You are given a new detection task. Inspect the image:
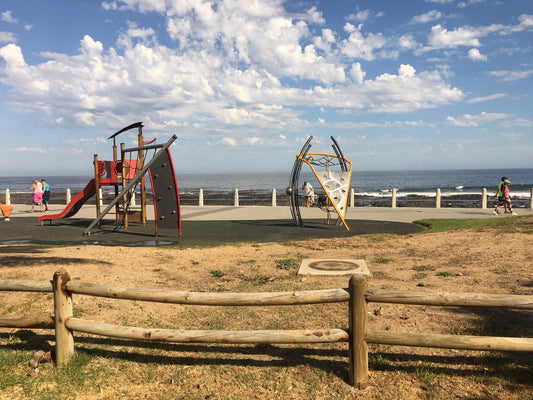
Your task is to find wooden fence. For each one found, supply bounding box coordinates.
[1,268,532,388]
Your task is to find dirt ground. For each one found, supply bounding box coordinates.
[0,217,532,399]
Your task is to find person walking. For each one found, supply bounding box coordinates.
[493,178,517,216]
[501,179,517,216]
[41,179,50,211]
[29,180,43,212]
[493,176,507,215]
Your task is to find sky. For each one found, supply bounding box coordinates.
[0,0,532,175]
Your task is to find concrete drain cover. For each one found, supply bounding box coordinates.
[298,259,370,276]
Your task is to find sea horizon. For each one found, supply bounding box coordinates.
[1,168,532,198]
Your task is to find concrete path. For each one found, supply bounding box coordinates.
[6,203,522,223]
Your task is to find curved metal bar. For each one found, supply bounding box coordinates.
[108,122,143,139]
[330,136,348,172]
[289,136,313,226]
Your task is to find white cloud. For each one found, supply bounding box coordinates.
[0,32,16,43]
[347,10,372,23]
[349,62,366,84]
[458,0,487,8]
[427,25,481,48]
[1,10,17,24]
[341,23,387,61]
[467,93,507,103]
[467,48,487,61]
[488,69,533,82]
[244,136,262,145]
[0,1,465,135]
[66,136,107,145]
[446,112,510,127]
[398,34,417,50]
[222,137,237,146]
[516,14,533,30]
[411,10,441,24]
[14,146,47,153]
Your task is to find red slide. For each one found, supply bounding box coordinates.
[38,179,96,222]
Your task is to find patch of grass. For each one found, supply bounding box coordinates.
[414,215,531,234]
[436,271,453,277]
[373,257,392,264]
[412,265,435,271]
[240,275,273,286]
[414,366,434,384]
[237,260,256,265]
[275,259,299,270]
[412,272,427,280]
[210,270,225,278]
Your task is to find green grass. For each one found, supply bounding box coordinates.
[412,272,427,280]
[373,256,392,264]
[413,215,529,234]
[210,269,226,278]
[275,258,299,270]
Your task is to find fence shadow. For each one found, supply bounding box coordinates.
[2,330,531,385]
[369,350,532,385]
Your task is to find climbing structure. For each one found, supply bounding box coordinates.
[39,122,181,237]
[288,136,353,231]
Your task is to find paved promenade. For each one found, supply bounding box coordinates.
[6,203,516,223]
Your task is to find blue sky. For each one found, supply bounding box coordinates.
[0,0,532,175]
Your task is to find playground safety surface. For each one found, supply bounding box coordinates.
[0,217,424,247]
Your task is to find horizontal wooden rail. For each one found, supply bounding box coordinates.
[365,289,533,309]
[0,279,53,292]
[366,330,533,352]
[66,318,349,344]
[0,315,54,329]
[65,281,350,305]
[3,269,533,390]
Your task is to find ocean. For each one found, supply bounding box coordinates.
[1,169,532,208]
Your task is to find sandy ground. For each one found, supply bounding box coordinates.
[0,215,532,399]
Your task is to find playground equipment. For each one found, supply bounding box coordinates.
[38,122,181,237]
[0,202,13,221]
[287,136,353,231]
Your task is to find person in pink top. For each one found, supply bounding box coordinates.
[29,180,43,212]
[501,179,517,216]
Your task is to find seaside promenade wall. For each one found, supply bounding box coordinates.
[3,187,533,209]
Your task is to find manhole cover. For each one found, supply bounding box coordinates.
[298,259,370,276]
[308,260,359,271]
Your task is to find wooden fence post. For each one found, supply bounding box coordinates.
[350,188,355,208]
[5,189,10,205]
[482,188,487,209]
[234,188,239,207]
[53,268,74,367]
[391,188,397,208]
[271,189,277,207]
[66,189,71,205]
[436,188,441,208]
[349,275,368,388]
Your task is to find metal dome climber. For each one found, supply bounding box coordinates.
[287,136,353,231]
